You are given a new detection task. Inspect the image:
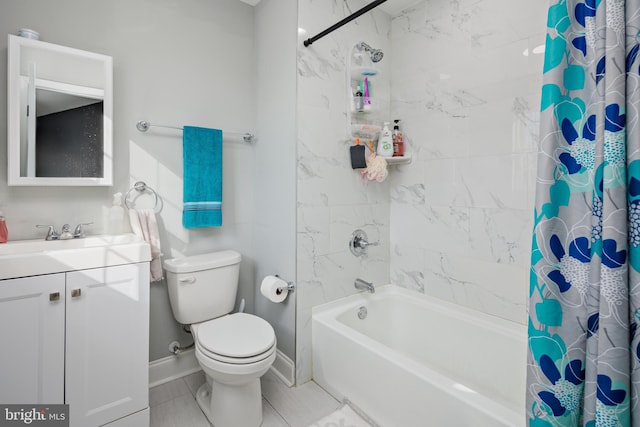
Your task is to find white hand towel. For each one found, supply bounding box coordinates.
[129,209,163,282]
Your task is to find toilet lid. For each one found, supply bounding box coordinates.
[196,313,275,358]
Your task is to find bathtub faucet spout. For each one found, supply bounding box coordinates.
[355,278,375,293]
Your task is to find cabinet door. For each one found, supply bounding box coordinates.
[65,263,149,427]
[0,274,65,404]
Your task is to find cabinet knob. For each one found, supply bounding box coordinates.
[71,288,82,298]
[49,292,60,302]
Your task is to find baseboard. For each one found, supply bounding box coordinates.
[148,349,202,388]
[148,347,295,388]
[269,348,295,387]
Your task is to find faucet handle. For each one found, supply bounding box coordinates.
[349,229,379,256]
[36,224,59,241]
[358,237,379,247]
[73,222,93,238]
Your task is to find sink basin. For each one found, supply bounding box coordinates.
[0,233,152,280]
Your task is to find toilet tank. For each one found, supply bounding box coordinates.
[163,250,241,325]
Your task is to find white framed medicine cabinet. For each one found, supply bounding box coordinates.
[7,35,113,186]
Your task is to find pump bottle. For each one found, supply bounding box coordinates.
[377,122,394,157]
[393,119,404,157]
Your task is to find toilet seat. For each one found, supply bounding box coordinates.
[196,340,276,365]
[193,313,276,365]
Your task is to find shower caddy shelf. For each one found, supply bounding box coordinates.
[383,153,412,165]
[347,48,411,166]
[348,66,379,126]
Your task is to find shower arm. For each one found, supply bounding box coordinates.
[303,0,388,47]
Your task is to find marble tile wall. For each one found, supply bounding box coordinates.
[296,0,392,383]
[388,0,548,324]
[296,0,548,384]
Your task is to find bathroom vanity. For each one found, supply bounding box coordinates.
[0,234,151,427]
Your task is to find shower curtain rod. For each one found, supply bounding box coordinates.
[302,0,388,47]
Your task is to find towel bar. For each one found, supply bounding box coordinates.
[136,120,255,144]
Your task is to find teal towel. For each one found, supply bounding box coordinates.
[182,126,223,228]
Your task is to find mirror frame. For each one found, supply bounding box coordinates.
[7,35,113,186]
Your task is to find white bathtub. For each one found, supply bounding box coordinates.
[312,285,526,426]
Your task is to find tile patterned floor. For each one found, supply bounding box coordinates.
[149,370,341,427]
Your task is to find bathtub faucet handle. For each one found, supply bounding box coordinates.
[349,229,379,256]
[358,238,378,248]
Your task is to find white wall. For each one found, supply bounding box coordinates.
[253,0,297,362]
[296,0,392,384]
[0,0,257,362]
[388,0,548,324]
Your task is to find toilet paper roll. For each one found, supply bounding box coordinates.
[261,275,289,303]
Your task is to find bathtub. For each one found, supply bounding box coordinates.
[312,285,526,426]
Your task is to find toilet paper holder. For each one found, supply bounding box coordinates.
[275,275,295,294]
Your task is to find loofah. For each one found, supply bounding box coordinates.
[361,153,388,182]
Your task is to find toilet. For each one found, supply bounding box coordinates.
[163,250,276,427]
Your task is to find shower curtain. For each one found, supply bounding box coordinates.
[528,0,640,425]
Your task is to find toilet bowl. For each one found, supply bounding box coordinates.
[192,313,276,427]
[163,251,277,427]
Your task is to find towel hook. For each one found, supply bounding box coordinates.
[124,181,160,211]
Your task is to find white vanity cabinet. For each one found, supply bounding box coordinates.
[0,262,150,427]
[0,273,66,404]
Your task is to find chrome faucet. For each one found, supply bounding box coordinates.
[355,278,375,293]
[36,222,93,240]
[59,224,74,240]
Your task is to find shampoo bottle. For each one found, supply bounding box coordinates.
[108,193,124,234]
[393,119,404,157]
[377,122,394,157]
[0,211,7,243]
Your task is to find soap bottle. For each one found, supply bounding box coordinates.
[377,122,394,157]
[107,193,124,234]
[393,119,404,157]
[0,211,7,243]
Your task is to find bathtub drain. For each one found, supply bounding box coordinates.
[358,306,367,319]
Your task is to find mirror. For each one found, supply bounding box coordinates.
[7,35,113,186]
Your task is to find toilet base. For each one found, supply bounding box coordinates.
[196,378,263,427]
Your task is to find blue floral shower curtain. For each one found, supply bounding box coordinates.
[528,0,640,425]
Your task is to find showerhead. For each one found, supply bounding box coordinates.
[370,49,384,63]
[357,42,384,63]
